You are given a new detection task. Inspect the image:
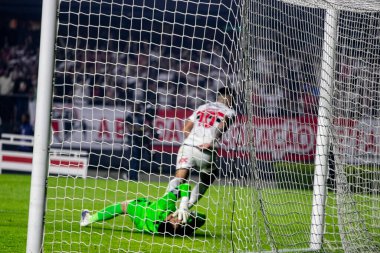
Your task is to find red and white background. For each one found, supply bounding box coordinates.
[51,104,380,165]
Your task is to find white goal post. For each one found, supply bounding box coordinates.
[27,0,380,252]
[27,0,58,252]
[309,8,337,250]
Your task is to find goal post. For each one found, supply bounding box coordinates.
[309,8,338,250]
[26,0,380,252]
[26,0,59,252]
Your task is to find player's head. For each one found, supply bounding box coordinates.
[157,216,181,235]
[157,212,206,236]
[217,87,235,107]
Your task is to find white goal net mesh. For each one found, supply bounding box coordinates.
[42,0,380,252]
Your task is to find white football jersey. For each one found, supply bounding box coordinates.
[183,102,236,148]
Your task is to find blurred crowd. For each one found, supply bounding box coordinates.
[0,18,40,133]
[0,16,324,126]
[0,18,39,98]
[53,33,322,117]
[2,8,380,132]
[54,37,229,110]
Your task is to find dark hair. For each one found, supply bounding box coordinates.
[217,87,235,99]
[217,87,236,107]
[157,221,191,236]
[157,221,176,236]
[157,212,206,236]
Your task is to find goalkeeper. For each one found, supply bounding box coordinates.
[80,184,206,236]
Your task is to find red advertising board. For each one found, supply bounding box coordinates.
[153,109,318,162]
[51,105,380,164]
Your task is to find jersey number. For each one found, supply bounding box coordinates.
[196,110,225,128]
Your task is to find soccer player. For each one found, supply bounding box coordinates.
[80,184,206,236]
[166,87,236,223]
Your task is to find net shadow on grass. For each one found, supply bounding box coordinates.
[98,225,218,239]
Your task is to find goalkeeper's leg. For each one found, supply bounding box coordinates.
[80,201,130,227]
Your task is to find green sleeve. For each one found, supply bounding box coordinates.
[144,183,192,233]
[178,183,191,198]
[127,184,192,234]
[144,191,178,233]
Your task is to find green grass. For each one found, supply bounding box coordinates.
[1,174,379,252]
[0,174,31,253]
[43,177,272,253]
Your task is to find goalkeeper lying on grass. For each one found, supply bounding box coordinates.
[80,184,206,236]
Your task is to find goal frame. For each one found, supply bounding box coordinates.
[26,1,341,252]
[309,8,338,251]
[26,0,58,252]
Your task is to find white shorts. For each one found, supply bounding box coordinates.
[176,144,217,174]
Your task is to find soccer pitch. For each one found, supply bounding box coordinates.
[1,173,378,252]
[0,173,310,252]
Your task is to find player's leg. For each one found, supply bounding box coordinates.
[166,171,189,224]
[166,168,189,192]
[80,201,131,227]
[188,171,216,208]
[188,151,217,208]
[166,145,193,193]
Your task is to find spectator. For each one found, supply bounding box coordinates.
[146,81,158,106]
[157,81,177,108]
[0,67,14,95]
[251,86,263,116]
[260,82,285,117]
[210,44,223,71]
[13,78,32,125]
[18,113,34,152]
[73,73,90,105]
[20,113,33,136]
[284,54,303,116]
[122,103,153,181]
[302,81,319,115]
[199,50,211,72]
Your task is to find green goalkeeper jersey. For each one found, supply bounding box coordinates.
[126,184,191,233]
[127,193,177,233]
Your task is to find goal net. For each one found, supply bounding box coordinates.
[39,0,380,252]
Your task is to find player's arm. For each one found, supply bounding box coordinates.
[219,114,235,133]
[183,119,194,139]
[172,184,192,224]
[198,114,235,150]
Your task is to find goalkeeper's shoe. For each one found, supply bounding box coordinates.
[80,210,91,227]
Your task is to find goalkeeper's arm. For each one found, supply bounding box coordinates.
[172,184,192,224]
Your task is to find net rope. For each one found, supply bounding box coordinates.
[43,0,380,252]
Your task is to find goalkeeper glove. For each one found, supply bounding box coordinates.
[173,196,190,224]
